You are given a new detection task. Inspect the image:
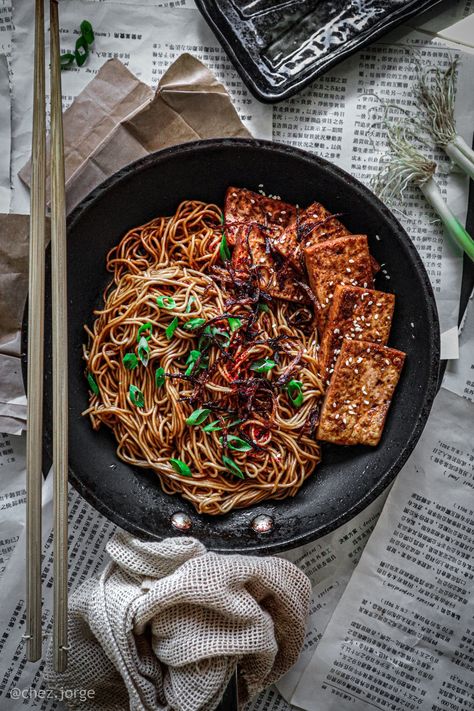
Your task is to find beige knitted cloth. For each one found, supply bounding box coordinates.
[44,532,311,711]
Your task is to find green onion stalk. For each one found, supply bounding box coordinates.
[373,124,474,262]
[416,58,474,180]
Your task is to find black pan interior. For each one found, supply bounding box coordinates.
[27,138,440,553]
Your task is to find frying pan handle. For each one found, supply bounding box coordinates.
[217,668,239,711]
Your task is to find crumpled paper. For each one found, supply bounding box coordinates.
[0,53,250,434]
[19,53,250,214]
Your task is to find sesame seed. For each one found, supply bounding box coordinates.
[386,275,391,280]
[258,183,263,187]
[354,368,359,374]
[346,268,352,273]
[250,199,255,204]
[363,399,369,405]
[334,328,340,334]
[374,314,379,320]
[357,357,362,363]
[385,359,390,365]
[335,414,340,419]
[333,402,337,408]
[349,258,354,263]
[375,234,381,241]
[363,282,368,288]
[368,301,373,305]
[410,322,414,328]
[281,210,286,215]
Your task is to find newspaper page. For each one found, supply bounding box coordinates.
[271,26,474,358]
[0,475,117,711]
[10,1,272,214]
[0,0,13,55]
[0,53,10,212]
[0,468,388,711]
[443,292,474,402]
[0,432,25,579]
[290,387,474,711]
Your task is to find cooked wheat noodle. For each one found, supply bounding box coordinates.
[83,200,324,514]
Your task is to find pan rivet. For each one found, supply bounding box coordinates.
[171,512,192,531]
[251,514,274,534]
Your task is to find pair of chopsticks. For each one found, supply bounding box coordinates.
[26,0,69,672]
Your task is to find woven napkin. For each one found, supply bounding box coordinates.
[44,532,312,711]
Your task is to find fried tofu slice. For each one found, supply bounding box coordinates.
[224,187,296,247]
[304,235,374,334]
[273,201,351,271]
[320,285,395,379]
[317,340,405,447]
[231,223,306,302]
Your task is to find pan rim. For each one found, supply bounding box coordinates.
[26,137,441,553]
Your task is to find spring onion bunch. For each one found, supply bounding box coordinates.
[416,58,474,180]
[373,123,474,261]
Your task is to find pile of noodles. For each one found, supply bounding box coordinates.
[83,200,324,515]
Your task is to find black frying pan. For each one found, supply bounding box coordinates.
[23,138,440,554]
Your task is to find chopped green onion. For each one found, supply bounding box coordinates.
[212,328,231,348]
[250,357,276,373]
[203,419,222,433]
[60,52,75,69]
[137,336,150,367]
[185,296,196,314]
[129,384,144,408]
[87,372,99,395]
[169,458,192,477]
[80,20,94,45]
[123,353,138,370]
[219,435,252,452]
[155,367,165,387]
[165,317,179,340]
[185,408,211,426]
[74,35,89,67]
[219,231,231,262]
[137,322,153,341]
[228,317,242,332]
[286,379,304,408]
[184,318,206,330]
[156,295,176,310]
[185,349,203,376]
[258,303,270,313]
[222,455,245,479]
[203,418,244,433]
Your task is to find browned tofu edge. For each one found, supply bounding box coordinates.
[316,340,405,446]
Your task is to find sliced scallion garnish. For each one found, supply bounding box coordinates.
[169,458,192,477]
[219,435,252,452]
[123,353,138,370]
[228,317,242,332]
[156,295,176,310]
[219,230,231,262]
[258,303,270,313]
[185,296,196,314]
[222,455,245,479]
[203,418,244,433]
[286,379,304,408]
[87,372,99,395]
[184,318,206,331]
[74,35,89,67]
[155,367,165,387]
[137,322,153,341]
[165,317,179,340]
[137,336,150,367]
[185,408,211,426]
[129,384,144,408]
[60,52,75,69]
[250,357,276,373]
[80,19,94,45]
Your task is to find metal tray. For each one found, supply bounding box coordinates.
[195,0,443,102]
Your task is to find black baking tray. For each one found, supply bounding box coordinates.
[195,0,444,103]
